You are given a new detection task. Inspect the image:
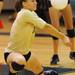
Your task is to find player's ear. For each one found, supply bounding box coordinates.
[22,1,26,7]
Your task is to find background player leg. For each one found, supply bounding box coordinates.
[49,7,60,64]
[62,4,75,61]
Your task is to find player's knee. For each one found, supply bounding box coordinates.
[67,29,75,38]
[7,52,26,72]
[11,62,24,71]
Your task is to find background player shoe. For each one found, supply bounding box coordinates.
[50,55,59,65]
[69,52,75,60]
[44,70,58,75]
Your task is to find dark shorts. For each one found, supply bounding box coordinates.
[49,0,70,7]
[4,51,31,62]
[36,10,51,23]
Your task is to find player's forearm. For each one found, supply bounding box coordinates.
[43,23,66,39]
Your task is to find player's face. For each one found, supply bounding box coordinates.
[23,0,37,11]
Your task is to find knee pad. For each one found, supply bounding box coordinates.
[11,62,24,71]
[23,51,31,62]
[67,29,75,38]
[7,52,26,72]
[52,36,59,40]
